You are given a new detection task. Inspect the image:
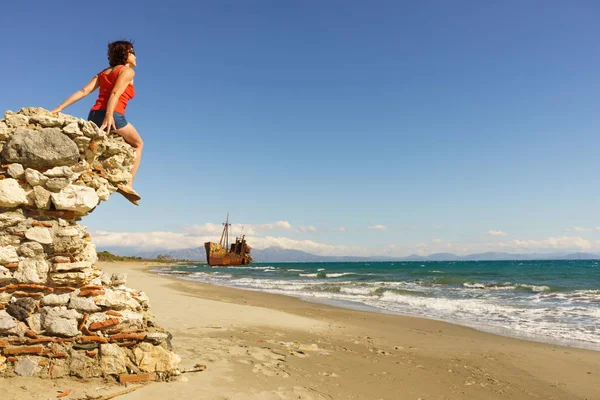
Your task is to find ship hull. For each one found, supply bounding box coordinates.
[205,242,252,266]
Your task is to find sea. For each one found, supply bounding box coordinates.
[152,260,600,351]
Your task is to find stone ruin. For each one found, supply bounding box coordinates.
[0,108,180,382]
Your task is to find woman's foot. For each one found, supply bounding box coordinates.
[117,184,141,205]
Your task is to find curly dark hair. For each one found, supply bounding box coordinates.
[107,40,134,67]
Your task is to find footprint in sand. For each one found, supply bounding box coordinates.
[252,361,290,377]
[290,350,307,358]
[249,386,332,399]
[249,347,286,362]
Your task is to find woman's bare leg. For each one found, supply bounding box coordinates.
[113,123,143,187]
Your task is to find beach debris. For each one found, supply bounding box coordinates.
[57,389,72,398]
[0,108,180,381]
[319,371,339,377]
[81,385,143,400]
[298,343,319,352]
[119,372,157,383]
[181,364,206,374]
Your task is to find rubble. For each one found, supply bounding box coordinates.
[0,108,179,380]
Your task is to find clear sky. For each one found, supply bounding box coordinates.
[1,1,599,256]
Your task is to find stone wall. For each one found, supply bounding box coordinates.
[0,108,179,381]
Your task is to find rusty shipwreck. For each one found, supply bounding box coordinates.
[205,214,253,266]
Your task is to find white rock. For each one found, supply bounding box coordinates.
[87,312,111,325]
[51,185,100,214]
[45,178,70,192]
[50,269,100,286]
[32,186,52,209]
[0,121,10,140]
[41,307,82,336]
[81,243,98,263]
[96,186,110,201]
[103,154,126,169]
[103,169,132,183]
[69,296,101,312]
[7,164,24,178]
[89,277,102,286]
[134,342,180,372]
[0,266,11,283]
[0,292,10,304]
[81,121,102,138]
[73,136,91,147]
[53,260,93,272]
[55,226,79,237]
[53,235,86,254]
[25,168,49,186]
[111,273,127,286]
[5,114,28,127]
[18,241,44,257]
[26,313,42,334]
[0,310,17,332]
[0,179,28,207]
[101,272,112,286]
[0,245,19,264]
[9,320,29,336]
[44,317,79,337]
[117,310,143,330]
[30,115,63,127]
[95,288,140,310]
[25,226,52,244]
[44,166,74,178]
[132,291,150,308]
[23,187,36,208]
[43,307,82,320]
[0,210,24,229]
[14,358,38,376]
[40,293,71,307]
[63,122,82,136]
[104,138,133,156]
[145,332,170,345]
[100,343,129,374]
[13,257,49,284]
[0,235,20,246]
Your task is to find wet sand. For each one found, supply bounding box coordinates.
[3,261,598,399]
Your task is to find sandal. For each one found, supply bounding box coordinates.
[117,185,141,205]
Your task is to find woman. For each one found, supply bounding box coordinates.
[51,40,143,205]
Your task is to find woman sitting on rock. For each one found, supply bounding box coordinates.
[51,40,142,205]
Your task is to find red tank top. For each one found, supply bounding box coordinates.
[91,65,135,115]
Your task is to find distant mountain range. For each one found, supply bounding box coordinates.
[99,246,600,263]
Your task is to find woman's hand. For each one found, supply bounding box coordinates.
[50,108,62,114]
[99,113,116,134]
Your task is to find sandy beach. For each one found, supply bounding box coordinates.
[2,260,598,400]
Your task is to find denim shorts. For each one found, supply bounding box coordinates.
[88,110,128,130]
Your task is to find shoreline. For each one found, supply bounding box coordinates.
[138,262,599,399]
[4,260,599,399]
[151,263,600,353]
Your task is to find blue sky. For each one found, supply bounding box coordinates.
[2,1,599,256]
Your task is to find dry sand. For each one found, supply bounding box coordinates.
[2,261,598,400]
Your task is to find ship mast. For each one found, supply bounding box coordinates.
[219,213,231,250]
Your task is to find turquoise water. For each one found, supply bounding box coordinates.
[154,260,600,350]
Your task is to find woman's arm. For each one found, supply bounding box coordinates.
[51,75,100,113]
[100,67,135,133]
